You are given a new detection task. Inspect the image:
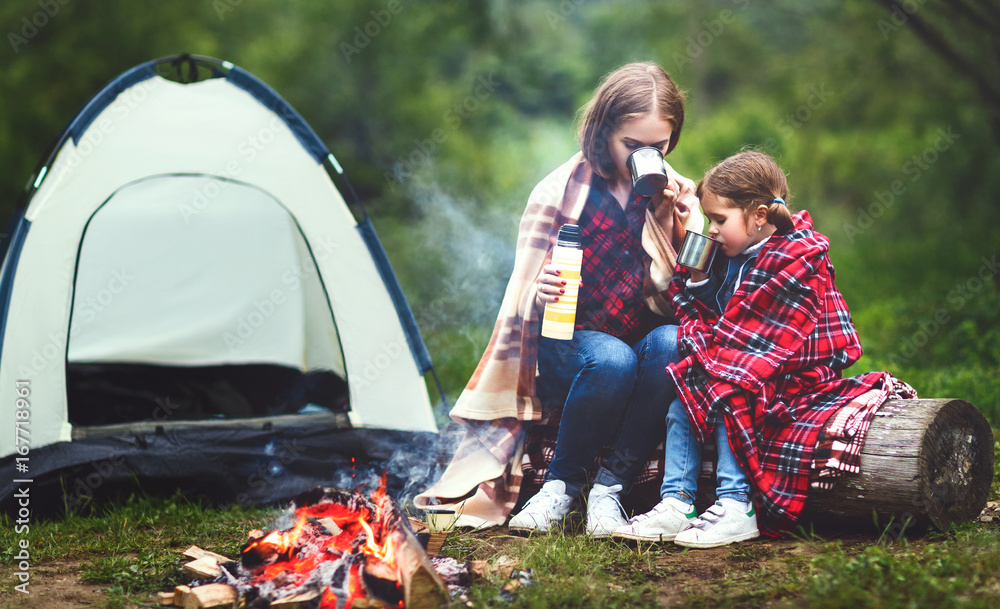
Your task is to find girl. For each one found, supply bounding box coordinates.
[416,63,703,534]
[614,151,914,546]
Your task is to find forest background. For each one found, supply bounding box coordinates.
[1,0,998,428]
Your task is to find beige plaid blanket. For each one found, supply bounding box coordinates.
[415,153,702,527]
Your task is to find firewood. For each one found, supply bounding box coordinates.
[156,591,176,606]
[269,589,320,608]
[363,558,398,582]
[349,598,392,608]
[185,583,237,609]
[470,556,519,579]
[173,585,191,608]
[392,527,449,609]
[407,517,429,534]
[183,555,222,579]
[316,517,342,536]
[183,546,233,564]
[806,399,994,530]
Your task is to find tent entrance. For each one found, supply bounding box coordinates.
[66,174,348,426]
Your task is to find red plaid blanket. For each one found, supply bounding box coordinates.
[665,211,902,534]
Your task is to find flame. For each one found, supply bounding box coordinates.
[241,479,402,607]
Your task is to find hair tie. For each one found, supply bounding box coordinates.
[773,197,786,206]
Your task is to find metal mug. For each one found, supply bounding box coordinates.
[677,230,721,273]
[425,509,457,532]
[626,146,668,197]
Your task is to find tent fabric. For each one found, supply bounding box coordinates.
[0,422,441,514]
[0,57,438,478]
[67,174,344,373]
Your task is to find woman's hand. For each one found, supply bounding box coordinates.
[650,161,698,227]
[535,264,567,308]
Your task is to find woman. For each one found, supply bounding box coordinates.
[416,63,702,535]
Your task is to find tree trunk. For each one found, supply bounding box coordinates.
[804,398,994,531]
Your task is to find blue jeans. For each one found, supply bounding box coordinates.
[660,396,751,504]
[536,326,680,497]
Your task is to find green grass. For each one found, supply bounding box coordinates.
[1,440,996,608]
[0,491,276,608]
[443,518,667,608]
[795,526,1000,609]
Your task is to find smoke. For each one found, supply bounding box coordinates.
[308,426,465,513]
[404,180,517,333]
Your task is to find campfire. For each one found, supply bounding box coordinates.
[158,478,449,609]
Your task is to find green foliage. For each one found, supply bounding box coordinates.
[0,0,996,419]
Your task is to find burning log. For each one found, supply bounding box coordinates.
[158,480,449,608]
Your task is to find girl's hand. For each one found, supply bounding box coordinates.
[535,264,567,308]
[688,268,709,283]
[651,162,697,226]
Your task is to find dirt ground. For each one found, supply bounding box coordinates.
[0,560,107,609]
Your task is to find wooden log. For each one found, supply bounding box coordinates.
[184,583,237,608]
[183,546,233,564]
[805,398,995,531]
[269,590,321,609]
[157,591,176,606]
[183,555,223,579]
[383,509,449,609]
[173,585,192,608]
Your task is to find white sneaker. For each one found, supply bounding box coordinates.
[674,500,760,548]
[612,497,697,542]
[586,484,627,538]
[508,480,574,533]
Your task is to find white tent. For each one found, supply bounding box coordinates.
[0,55,440,504]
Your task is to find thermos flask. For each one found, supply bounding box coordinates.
[540,224,582,340]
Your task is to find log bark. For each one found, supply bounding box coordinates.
[805,398,995,531]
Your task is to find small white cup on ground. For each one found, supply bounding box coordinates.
[425,509,458,533]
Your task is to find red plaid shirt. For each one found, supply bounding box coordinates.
[666,211,890,535]
[575,175,660,344]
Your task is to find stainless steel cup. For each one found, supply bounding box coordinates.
[627,147,667,197]
[677,230,721,273]
[425,509,457,532]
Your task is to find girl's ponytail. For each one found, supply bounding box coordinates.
[700,151,795,234]
[767,198,795,235]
